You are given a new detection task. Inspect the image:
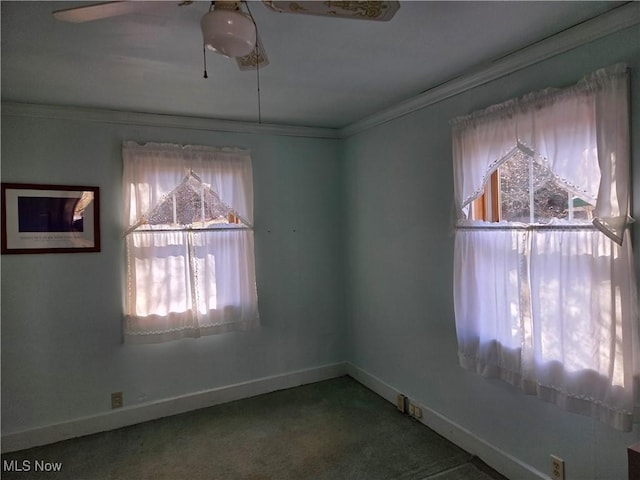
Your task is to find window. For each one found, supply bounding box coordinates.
[122,142,259,343]
[451,64,639,431]
[470,151,594,223]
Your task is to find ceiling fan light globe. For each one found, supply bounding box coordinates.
[201,10,256,58]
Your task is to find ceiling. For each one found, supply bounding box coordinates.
[0,1,628,129]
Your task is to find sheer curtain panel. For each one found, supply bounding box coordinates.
[451,64,639,430]
[123,142,259,343]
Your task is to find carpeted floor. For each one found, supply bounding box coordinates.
[1,376,507,480]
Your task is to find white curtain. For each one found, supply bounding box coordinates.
[123,141,259,343]
[452,64,631,243]
[451,64,639,430]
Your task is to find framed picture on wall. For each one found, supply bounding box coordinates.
[1,183,100,254]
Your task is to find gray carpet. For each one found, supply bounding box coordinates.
[1,376,507,480]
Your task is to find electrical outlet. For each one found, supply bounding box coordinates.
[413,405,423,419]
[409,403,415,416]
[111,392,123,409]
[396,394,406,412]
[551,455,564,480]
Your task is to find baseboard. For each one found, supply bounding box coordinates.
[1,362,348,453]
[345,362,546,480]
[2,359,548,479]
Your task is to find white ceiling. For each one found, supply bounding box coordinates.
[1,1,627,129]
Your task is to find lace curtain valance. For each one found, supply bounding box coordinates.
[451,63,631,244]
[123,141,254,231]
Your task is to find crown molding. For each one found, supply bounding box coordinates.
[339,2,640,138]
[3,3,637,140]
[1,102,340,140]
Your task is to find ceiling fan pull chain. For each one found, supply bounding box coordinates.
[256,60,261,124]
[244,1,261,124]
[203,45,209,79]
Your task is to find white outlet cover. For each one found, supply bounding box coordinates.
[550,455,564,480]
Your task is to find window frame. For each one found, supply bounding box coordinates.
[470,161,595,224]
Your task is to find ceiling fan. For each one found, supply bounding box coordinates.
[52,1,401,71]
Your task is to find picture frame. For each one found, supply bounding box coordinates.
[1,183,100,254]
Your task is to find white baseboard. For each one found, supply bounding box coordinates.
[1,362,348,453]
[2,359,547,479]
[345,362,546,480]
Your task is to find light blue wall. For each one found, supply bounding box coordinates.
[343,26,639,479]
[0,116,346,433]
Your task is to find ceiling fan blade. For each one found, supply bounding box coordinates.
[263,1,400,21]
[52,1,159,23]
[236,34,269,71]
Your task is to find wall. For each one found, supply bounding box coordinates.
[0,112,346,437]
[343,26,640,479]
[2,15,639,480]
